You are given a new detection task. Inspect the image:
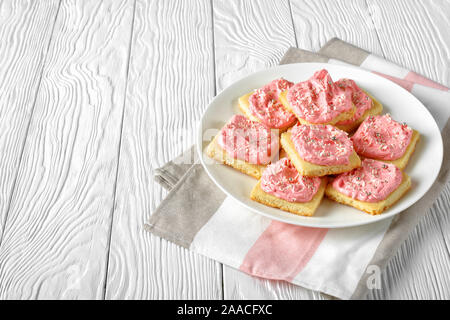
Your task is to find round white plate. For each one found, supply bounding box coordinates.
[197,63,443,228]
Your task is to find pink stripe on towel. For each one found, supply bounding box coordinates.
[239,221,328,282]
[404,71,449,91]
[372,71,414,92]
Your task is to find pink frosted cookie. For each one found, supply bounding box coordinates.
[239,78,297,130]
[280,124,361,177]
[261,157,322,202]
[206,115,279,179]
[260,78,293,99]
[332,159,402,202]
[218,115,279,164]
[335,79,372,125]
[326,159,411,215]
[251,157,327,216]
[291,124,353,166]
[334,79,383,132]
[351,114,419,169]
[279,69,356,125]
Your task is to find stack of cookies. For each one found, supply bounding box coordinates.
[206,69,419,217]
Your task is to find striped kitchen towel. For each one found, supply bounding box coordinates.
[146,38,450,299]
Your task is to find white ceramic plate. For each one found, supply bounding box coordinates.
[197,63,443,228]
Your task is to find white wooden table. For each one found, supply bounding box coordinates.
[0,0,449,300]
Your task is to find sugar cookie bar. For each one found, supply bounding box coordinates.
[251,178,327,217]
[325,172,411,215]
[335,91,383,132]
[238,92,263,123]
[279,90,356,126]
[238,92,296,133]
[206,134,266,179]
[280,130,361,177]
[351,114,420,170]
[376,130,419,170]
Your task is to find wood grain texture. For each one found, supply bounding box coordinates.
[213,0,325,300]
[105,0,222,299]
[367,0,450,86]
[0,0,448,300]
[0,0,60,240]
[213,0,296,91]
[364,0,450,300]
[369,185,450,299]
[289,0,384,55]
[0,0,135,299]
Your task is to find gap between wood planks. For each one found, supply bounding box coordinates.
[0,0,63,245]
[102,0,138,299]
[364,0,387,58]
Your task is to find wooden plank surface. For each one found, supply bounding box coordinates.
[290,0,384,55]
[0,0,60,240]
[0,0,135,299]
[367,0,450,84]
[0,0,448,300]
[105,0,222,299]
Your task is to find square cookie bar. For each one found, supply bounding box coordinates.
[335,90,383,132]
[351,114,420,169]
[382,130,419,169]
[281,125,361,177]
[325,159,411,215]
[238,78,297,132]
[206,134,266,179]
[251,179,327,217]
[279,90,355,126]
[278,69,356,125]
[206,114,279,179]
[250,157,327,216]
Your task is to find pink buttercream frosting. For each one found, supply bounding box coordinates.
[248,78,297,129]
[261,157,322,202]
[218,114,279,165]
[351,114,413,160]
[335,78,373,125]
[286,69,354,124]
[291,124,354,165]
[261,78,293,99]
[332,159,403,202]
